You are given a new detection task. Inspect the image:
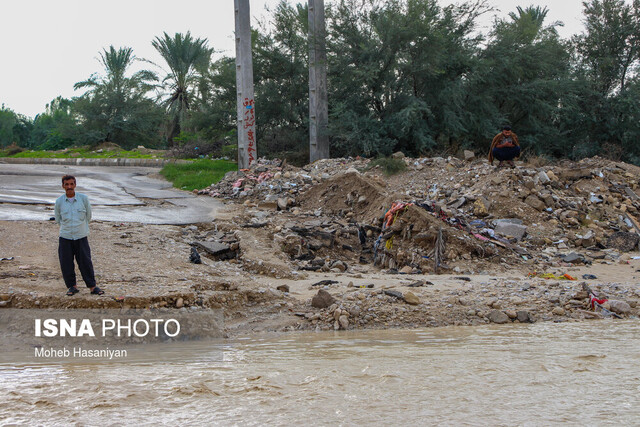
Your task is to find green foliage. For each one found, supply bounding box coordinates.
[73,46,164,149]
[366,157,408,176]
[5,148,158,159]
[29,97,76,150]
[0,105,32,148]
[152,32,213,143]
[0,106,18,147]
[4,0,640,165]
[160,159,237,190]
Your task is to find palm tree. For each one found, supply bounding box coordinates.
[73,46,159,145]
[74,46,157,100]
[151,32,213,143]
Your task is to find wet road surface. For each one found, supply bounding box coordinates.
[0,163,224,224]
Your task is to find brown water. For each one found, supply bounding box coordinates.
[2,320,639,425]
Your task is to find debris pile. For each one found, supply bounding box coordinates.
[196,154,640,277]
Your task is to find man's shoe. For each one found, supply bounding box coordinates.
[66,286,79,296]
[90,286,105,295]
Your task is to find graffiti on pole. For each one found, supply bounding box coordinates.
[243,98,256,165]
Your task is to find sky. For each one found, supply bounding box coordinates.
[1,0,594,119]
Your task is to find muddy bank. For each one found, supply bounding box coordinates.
[2,155,640,334]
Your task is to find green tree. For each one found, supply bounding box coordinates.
[327,0,488,157]
[29,97,77,150]
[467,5,575,157]
[0,105,32,148]
[569,0,640,161]
[152,32,213,144]
[575,0,640,95]
[0,105,17,147]
[73,46,163,148]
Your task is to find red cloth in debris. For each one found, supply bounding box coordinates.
[590,294,608,309]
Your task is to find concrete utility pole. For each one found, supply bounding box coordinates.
[235,0,257,169]
[308,0,329,162]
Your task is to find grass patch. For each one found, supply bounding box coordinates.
[5,148,158,159]
[160,159,237,191]
[366,157,407,176]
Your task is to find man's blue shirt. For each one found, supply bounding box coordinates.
[54,193,92,240]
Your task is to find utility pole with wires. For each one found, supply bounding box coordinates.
[235,0,257,169]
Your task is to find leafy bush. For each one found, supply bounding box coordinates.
[366,157,407,176]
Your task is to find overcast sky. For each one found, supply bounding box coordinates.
[2,0,594,119]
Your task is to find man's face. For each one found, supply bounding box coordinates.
[502,129,512,137]
[62,179,76,197]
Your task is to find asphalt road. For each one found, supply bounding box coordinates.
[0,163,224,224]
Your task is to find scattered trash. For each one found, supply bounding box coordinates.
[0,257,14,261]
[582,274,598,280]
[312,280,339,287]
[189,247,202,264]
[528,272,577,280]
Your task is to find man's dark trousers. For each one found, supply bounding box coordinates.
[58,237,96,289]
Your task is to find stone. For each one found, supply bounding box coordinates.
[175,297,184,309]
[473,197,490,217]
[524,195,546,211]
[606,232,640,252]
[463,150,475,161]
[404,292,420,305]
[384,290,404,300]
[399,265,413,274]
[505,310,517,319]
[562,253,584,264]
[276,285,290,293]
[537,171,551,184]
[311,289,335,309]
[494,222,527,241]
[487,310,509,324]
[339,315,350,329]
[332,261,347,272]
[552,307,565,316]
[194,241,231,257]
[391,151,405,159]
[560,168,592,181]
[516,310,535,323]
[277,198,288,211]
[608,300,631,315]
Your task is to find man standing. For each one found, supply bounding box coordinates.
[488,125,521,167]
[54,175,104,296]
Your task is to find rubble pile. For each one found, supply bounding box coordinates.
[196,154,640,277]
[197,157,370,205]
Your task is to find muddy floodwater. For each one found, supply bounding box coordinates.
[1,321,639,425]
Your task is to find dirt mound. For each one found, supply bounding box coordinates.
[300,171,392,222]
[94,141,122,151]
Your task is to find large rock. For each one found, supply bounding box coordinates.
[562,253,585,264]
[606,232,640,252]
[494,222,527,241]
[194,241,231,257]
[311,289,336,309]
[608,300,631,315]
[487,310,509,324]
[524,195,546,211]
[464,150,475,161]
[339,315,350,329]
[404,291,421,305]
[517,310,535,323]
[473,197,490,217]
[536,171,551,184]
